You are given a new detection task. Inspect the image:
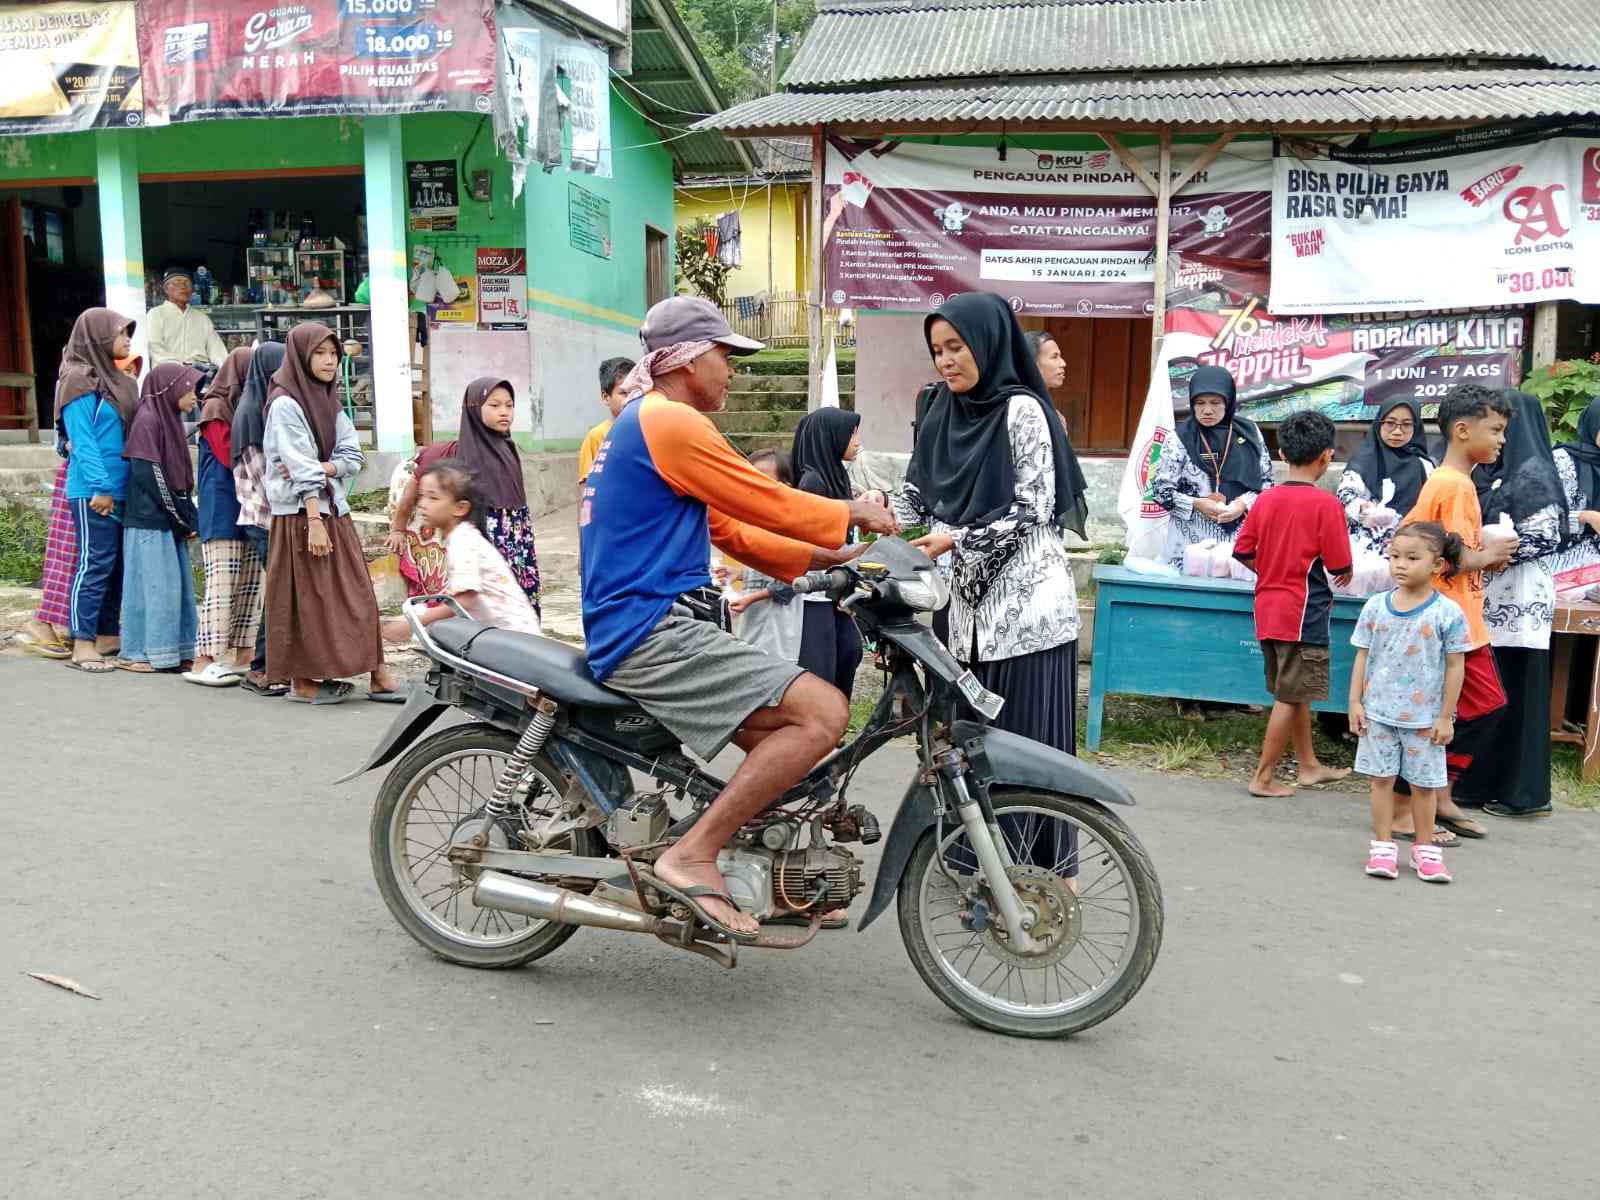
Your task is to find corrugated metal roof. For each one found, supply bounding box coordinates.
[626,0,756,173]
[784,0,1600,88]
[699,67,1600,133]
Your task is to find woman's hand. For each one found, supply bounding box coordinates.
[307,515,332,558]
[89,493,114,516]
[384,529,408,556]
[322,461,337,478]
[1580,511,1600,536]
[1193,497,1225,521]
[859,488,888,507]
[912,531,956,559]
[1214,501,1246,525]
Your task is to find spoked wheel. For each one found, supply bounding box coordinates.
[369,725,599,969]
[897,790,1163,1038]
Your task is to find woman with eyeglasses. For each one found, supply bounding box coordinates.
[1337,398,1435,559]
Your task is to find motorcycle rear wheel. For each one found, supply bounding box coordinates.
[896,790,1163,1038]
[370,725,599,969]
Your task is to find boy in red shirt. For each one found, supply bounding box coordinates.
[1398,383,1516,840]
[1233,410,1353,797]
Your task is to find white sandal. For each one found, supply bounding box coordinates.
[183,662,244,688]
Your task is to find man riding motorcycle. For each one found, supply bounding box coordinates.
[579,297,897,938]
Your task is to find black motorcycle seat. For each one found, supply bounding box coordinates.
[430,618,633,709]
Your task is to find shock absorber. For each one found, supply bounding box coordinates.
[485,696,559,820]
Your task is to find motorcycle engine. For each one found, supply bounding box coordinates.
[716,846,863,919]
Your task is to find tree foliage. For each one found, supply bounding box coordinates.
[675,220,734,306]
[674,0,817,104]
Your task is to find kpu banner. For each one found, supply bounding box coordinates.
[135,0,495,123]
[1271,123,1600,313]
[0,2,142,135]
[823,137,1272,318]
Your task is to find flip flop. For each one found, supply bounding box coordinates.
[286,680,355,705]
[1437,814,1488,840]
[64,658,116,674]
[639,869,759,943]
[367,687,408,704]
[1395,826,1459,848]
[764,911,850,930]
[18,632,71,660]
[241,676,290,697]
[112,659,158,673]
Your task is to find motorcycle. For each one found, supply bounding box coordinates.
[344,536,1163,1037]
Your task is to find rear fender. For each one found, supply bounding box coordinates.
[333,684,448,784]
[856,724,1133,931]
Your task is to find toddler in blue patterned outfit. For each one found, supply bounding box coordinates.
[1348,522,1473,884]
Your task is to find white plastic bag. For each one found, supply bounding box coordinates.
[1228,555,1256,583]
[1209,541,1233,578]
[1482,512,1518,558]
[433,266,461,304]
[1183,539,1215,578]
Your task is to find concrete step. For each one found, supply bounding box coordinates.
[725,432,793,456]
[724,390,827,413]
[733,373,855,394]
[0,446,62,469]
[711,409,804,435]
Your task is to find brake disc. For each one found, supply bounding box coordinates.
[978,864,1082,967]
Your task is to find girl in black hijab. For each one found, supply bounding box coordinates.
[230,341,287,695]
[791,407,868,697]
[1455,391,1564,818]
[1337,398,1434,557]
[895,292,1089,883]
[1150,364,1272,570]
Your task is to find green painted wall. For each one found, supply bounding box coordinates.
[0,131,97,180]
[135,116,365,173]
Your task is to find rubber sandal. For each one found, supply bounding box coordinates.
[639,869,759,943]
[18,633,71,660]
[764,911,849,930]
[1395,826,1459,848]
[183,662,244,688]
[1437,814,1488,840]
[1482,802,1554,819]
[112,659,157,673]
[367,687,408,704]
[64,658,116,674]
[286,680,355,705]
[241,677,290,697]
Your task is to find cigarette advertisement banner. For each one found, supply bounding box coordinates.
[475,246,526,330]
[1164,258,1524,424]
[823,137,1272,318]
[0,2,142,135]
[135,0,495,124]
[1271,124,1600,313]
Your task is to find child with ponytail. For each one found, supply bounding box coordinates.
[1348,522,1473,884]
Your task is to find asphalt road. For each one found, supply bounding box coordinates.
[4,652,1597,1199]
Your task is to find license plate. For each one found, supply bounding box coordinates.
[955,671,1005,720]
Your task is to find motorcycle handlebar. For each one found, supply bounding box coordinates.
[792,568,854,595]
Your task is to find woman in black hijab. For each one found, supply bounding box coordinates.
[791,407,868,696]
[895,292,1090,882]
[1455,392,1567,818]
[1554,397,1600,547]
[1337,398,1434,557]
[1150,364,1272,570]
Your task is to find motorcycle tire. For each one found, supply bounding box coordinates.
[370,725,600,970]
[896,790,1163,1038]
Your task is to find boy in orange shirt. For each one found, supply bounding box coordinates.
[1400,384,1517,841]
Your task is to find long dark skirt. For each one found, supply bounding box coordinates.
[798,602,863,696]
[972,639,1080,877]
[266,512,383,681]
[1453,645,1551,812]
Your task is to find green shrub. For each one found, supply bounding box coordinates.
[1527,356,1600,434]
[0,503,47,585]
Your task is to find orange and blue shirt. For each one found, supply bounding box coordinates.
[580,392,848,679]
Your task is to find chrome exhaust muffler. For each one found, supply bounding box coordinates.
[473,870,659,934]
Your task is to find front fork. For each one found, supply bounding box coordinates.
[934,751,1043,955]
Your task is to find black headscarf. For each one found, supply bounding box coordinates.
[1557,397,1600,513]
[1484,391,1567,544]
[1346,397,1433,517]
[792,408,859,501]
[1176,364,1269,503]
[232,340,285,466]
[906,293,1089,537]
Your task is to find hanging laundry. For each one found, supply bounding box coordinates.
[705,226,719,258]
[716,211,743,267]
[735,295,763,322]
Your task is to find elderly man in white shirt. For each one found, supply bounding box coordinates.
[146,268,228,370]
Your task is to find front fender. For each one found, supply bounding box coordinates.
[333,684,448,784]
[856,725,1134,932]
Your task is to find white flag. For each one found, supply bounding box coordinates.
[1118,348,1176,561]
[819,335,840,409]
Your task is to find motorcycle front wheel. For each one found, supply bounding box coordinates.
[369,725,600,969]
[896,790,1163,1038]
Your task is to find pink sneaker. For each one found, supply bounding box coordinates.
[1365,840,1399,879]
[1411,843,1453,884]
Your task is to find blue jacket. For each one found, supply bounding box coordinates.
[62,391,129,501]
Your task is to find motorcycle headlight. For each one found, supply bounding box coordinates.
[888,567,950,613]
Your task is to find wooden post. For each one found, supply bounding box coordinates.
[1533,301,1559,369]
[1150,130,1173,372]
[808,126,825,411]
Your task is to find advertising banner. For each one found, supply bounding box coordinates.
[476,246,527,330]
[493,9,613,197]
[1164,258,1524,424]
[407,159,458,232]
[822,137,1272,318]
[135,0,495,123]
[1271,125,1600,313]
[0,1,142,135]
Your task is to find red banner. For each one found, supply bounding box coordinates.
[135,0,495,123]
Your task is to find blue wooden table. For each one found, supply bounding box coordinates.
[1085,565,1368,750]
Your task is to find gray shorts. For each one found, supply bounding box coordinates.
[604,604,804,760]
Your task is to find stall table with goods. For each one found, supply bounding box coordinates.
[255,305,375,440]
[1085,565,1368,750]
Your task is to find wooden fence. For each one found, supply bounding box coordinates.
[718,291,856,349]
